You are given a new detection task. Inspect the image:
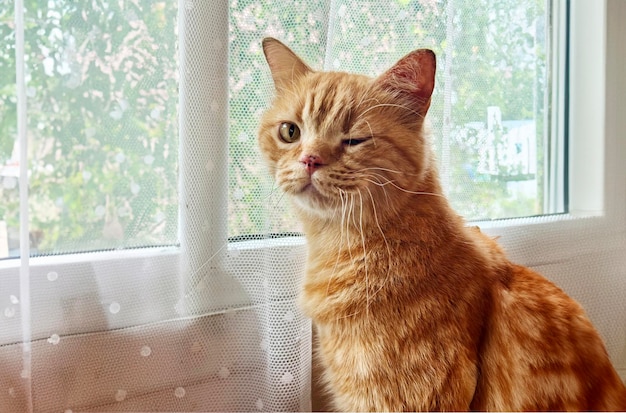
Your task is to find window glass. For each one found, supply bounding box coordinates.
[0,0,559,256]
[0,2,179,256]
[228,0,556,239]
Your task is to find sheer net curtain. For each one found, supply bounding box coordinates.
[1,0,626,412]
[0,1,313,412]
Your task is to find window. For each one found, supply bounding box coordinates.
[0,1,625,410]
[0,1,179,257]
[1,0,562,257]
[229,0,562,239]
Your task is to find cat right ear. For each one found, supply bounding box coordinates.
[376,49,436,115]
[262,37,312,91]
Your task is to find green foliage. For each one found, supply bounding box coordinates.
[1,1,178,254]
[1,0,548,254]
[227,0,547,234]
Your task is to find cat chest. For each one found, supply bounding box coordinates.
[315,321,462,410]
[319,329,376,379]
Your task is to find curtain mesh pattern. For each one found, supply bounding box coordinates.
[0,1,625,412]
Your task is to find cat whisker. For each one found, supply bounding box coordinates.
[261,180,282,203]
[182,241,229,296]
[336,309,362,320]
[184,181,287,292]
[347,193,356,261]
[361,177,444,198]
[266,183,291,213]
[356,102,424,121]
[359,166,422,177]
[334,188,366,320]
[355,95,381,113]
[356,173,392,208]
[357,189,370,319]
[361,177,398,189]
[325,189,349,297]
[366,186,393,302]
[331,192,366,320]
[364,120,377,147]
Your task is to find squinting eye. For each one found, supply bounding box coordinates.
[278,122,301,143]
[342,138,369,146]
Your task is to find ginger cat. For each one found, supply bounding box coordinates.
[258,37,626,411]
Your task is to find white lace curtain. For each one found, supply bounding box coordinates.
[0,1,313,411]
[1,0,625,412]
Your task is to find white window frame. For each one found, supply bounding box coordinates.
[482,0,623,248]
[0,0,624,378]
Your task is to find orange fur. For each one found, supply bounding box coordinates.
[258,37,626,411]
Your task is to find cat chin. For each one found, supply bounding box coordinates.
[292,193,330,216]
[291,190,339,219]
[293,192,378,224]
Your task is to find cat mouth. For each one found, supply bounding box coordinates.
[285,172,339,212]
[294,179,331,208]
[298,181,320,197]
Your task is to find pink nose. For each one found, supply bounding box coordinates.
[299,154,324,175]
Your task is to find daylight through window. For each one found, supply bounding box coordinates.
[0,0,563,257]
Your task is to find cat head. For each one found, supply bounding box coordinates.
[258,37,439,225]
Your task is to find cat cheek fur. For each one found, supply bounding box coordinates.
[258,37,626,412]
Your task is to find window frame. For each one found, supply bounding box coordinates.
[481,0,624,255]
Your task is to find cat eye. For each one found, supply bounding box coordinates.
[342,138,368,146]
[278,122,301,143]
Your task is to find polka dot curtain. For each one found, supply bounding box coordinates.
[2,0,625,412]
[0,0,317,411]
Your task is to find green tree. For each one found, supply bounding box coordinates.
[0,0,179,254]
[1,0,548,255]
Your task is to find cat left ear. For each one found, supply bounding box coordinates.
[262,37,312,91]
[376,49,436,114]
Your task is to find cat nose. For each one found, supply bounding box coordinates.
[299,154,325,175]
